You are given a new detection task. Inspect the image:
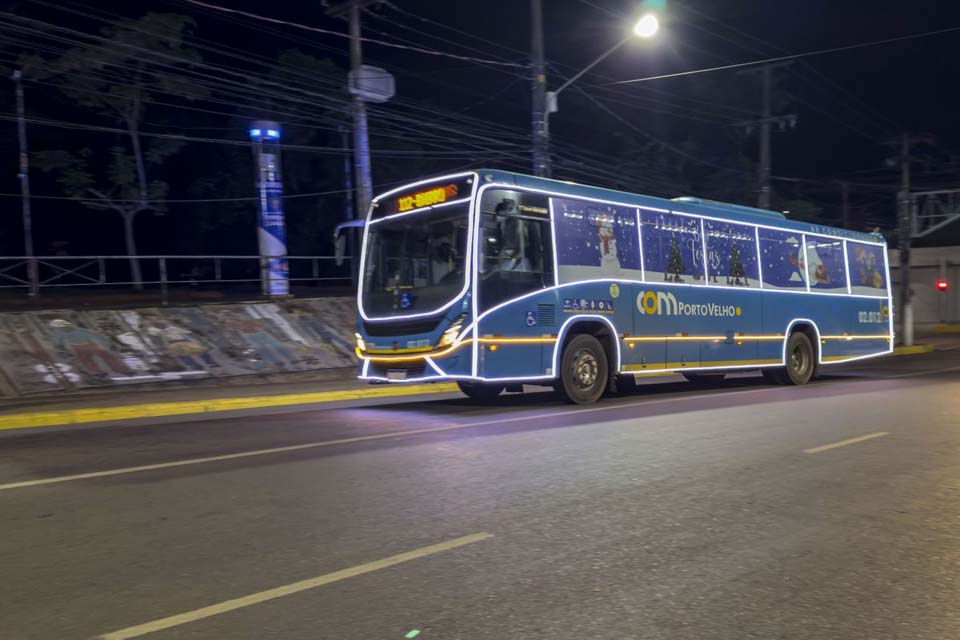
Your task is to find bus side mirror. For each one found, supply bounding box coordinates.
[335,233,347,267]
[333,219,366,267]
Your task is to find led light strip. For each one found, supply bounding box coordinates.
[360,331,892,362]
[358,172,479,322]
[470,184,890,303]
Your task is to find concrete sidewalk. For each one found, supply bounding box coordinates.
[0,373,459,431]
[1,338,953,432]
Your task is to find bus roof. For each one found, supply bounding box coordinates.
[473,169,883,244]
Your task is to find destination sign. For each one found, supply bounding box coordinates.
[373,176,473,219]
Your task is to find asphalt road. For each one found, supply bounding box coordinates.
[3,350,960,640]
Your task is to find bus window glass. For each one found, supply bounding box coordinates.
[478,189,554,311]
[361,204,470,316]
[641,210,706,284]
[758,229,806,290]
[847,241,888,296]
[806,237,847,292]
[704,220,760,288]
[552,198,641,283]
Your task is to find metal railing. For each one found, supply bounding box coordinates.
[912,189,960,238]
[0,255,353,299]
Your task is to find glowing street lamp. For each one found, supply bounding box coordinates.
[633,13,660,39]
[551,13,661,101]
[540,9,663,176]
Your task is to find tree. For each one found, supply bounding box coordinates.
[666,234,684,282]
[19,13,206,288]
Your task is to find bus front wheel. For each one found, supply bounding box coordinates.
[764,332,816,385]
[457,381,505,402]
[557,334,609,404]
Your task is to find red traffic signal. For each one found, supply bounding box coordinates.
[936,279,949,292]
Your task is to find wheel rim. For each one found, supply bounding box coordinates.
[571,348,599,390]
[790,343,809,376]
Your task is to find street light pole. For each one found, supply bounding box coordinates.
[531,0,550,178]
[551,37,630,99]
[537,12,660,178]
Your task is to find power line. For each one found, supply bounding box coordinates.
[0,113,504,158]
[3,6,729,198]
[381,2,531,61]
[180,0,527,68]
[0,188,352,203]
[611,24,960,85]
[674,1,898,133]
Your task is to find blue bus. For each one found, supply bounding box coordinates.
[353,170,893,403]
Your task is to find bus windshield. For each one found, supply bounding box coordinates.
[361,204,470,317]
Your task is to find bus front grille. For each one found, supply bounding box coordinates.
[362,316,442,337]
[369,361,427,380]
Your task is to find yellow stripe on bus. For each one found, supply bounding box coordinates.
[623,359,782,372]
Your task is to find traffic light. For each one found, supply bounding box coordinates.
[936,279,949,292]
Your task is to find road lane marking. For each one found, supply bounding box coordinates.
[0,423,507,491]
[0,386,778,492]
[803,431,889,454]
[97,532,493,640]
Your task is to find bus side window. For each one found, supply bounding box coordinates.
[641,210,706,284]
[478,190,554,312]
[704,220,761,288]
[758,229,807,290]
[805,237,847,292]
[552,198,642,283]
[846,241,888,296]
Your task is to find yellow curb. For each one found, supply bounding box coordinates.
[932,324,960,334]
[892,344,934,356]
[0,383,460,431]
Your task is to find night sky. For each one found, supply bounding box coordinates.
[3,0,960,257]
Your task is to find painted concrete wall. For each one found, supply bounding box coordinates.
[0,298,358,398]
[890,247,960,330]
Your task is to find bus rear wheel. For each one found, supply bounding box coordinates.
[557,334,609,404]
[682,372,725,384]
[764,331,816,385]
[457,381,505,402]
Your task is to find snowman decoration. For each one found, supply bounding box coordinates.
[597,215,622,276]
[787,236,807,284]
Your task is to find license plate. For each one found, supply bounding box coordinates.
[387,370,408,381]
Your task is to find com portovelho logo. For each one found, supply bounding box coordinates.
[636,290,741,317]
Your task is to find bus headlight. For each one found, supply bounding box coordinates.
[438,314,467,348]
[355,332,367,352]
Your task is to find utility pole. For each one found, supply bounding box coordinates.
[12,70,38,296]
[897,133,914,346]
[738,62,796,211]
[341,125,357,286]
[885,132,933,346]
[348,2,373,221]
[326,0,376,221]
[531,0,550,178]
[340,126,355,227]
[758,64,772,210]
[840,181,850,229]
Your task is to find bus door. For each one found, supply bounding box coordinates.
[698,220,764,367]
[477,189,555,375]
[629,288,667,372]
[698,294,761,367]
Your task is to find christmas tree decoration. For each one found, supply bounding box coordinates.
[667,234,685,282]
[728,243,748,286]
